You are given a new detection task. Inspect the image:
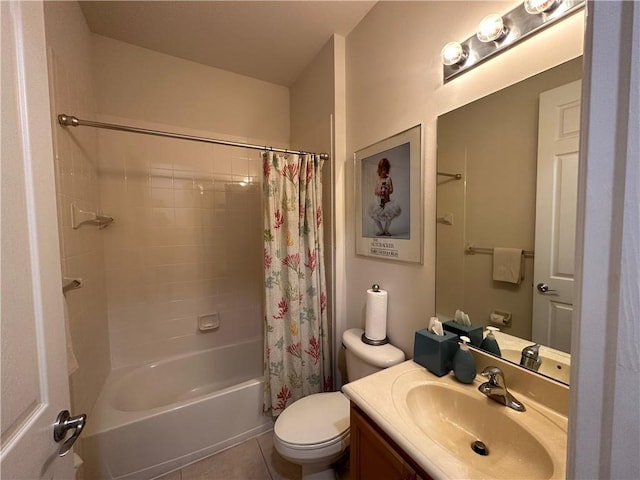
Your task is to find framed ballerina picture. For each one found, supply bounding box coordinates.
[355,124,423,263]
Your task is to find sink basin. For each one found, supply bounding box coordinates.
[405,383,553,479]
[391,368,567,479]
[501,349,571,384]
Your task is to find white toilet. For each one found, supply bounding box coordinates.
[273,328,405,479]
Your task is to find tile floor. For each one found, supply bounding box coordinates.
[155,431,350,480]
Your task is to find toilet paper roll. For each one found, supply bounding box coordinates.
[490,313,507,326]
[365,288,388,341]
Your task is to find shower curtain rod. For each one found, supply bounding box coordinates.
[57,114,330,160]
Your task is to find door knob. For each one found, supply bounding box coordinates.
[536,283,557,294]
[53,410,87,457]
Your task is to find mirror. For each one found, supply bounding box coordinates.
[436,57,582,385]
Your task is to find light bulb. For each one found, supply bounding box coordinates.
[441,42,467,66]
[476,13,508,43]
[524,0,561,14]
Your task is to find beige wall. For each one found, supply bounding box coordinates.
[92,36,287,367]
[437,58,583,340]
[43,1,111,423]
[290,34,346,384]
[344,1,584,356]
[91,34,290,146]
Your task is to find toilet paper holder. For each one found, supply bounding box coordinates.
[361,333,389,346]
[489,309,512,327]
[362,284,389,346]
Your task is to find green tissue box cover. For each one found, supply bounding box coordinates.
[413,329,459,377]
[442,320,483,347]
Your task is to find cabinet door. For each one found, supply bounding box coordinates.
[350,406,417,480]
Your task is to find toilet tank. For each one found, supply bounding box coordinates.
[342,328,405,382]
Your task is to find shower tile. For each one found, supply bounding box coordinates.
[167,281,199,301]
[174,189,197,208]
[197,190,214,209]
[173,155,206,173]
[213,174,234,188]
[168,299,197,319]
[213,191,227,209]
[173,170,195,190]
[151,188,175,207]
[125,179,150,206]
[200,208,216,227]
[172,226,202,246]
[181,439,270,480]
[148,207,176,227]
[174,245,200,264]
[147,227,176,247]
[175,208,201,227]
[248,157,262,178]
[211,155,232,175]
[150,168,173,189]
[147,246,177,266]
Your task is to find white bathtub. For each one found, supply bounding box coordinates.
[82,338,273,480]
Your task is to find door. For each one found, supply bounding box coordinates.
[532,80,581,353]
[1,2,76,478]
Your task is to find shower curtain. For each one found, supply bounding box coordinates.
[262,152,331,416]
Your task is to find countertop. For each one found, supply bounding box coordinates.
[342,360,568,480]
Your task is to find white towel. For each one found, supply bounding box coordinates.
[63,296,79,375]
[492,248,524,284]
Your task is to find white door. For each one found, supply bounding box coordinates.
[531,80,582,353]
[1,2,79,478]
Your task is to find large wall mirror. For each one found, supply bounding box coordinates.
[436,57,582,386]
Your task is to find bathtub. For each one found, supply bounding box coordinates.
[82,338,273,480]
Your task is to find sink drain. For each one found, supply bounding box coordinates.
[471,440,489,456]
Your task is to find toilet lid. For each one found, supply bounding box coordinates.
[275,392,350,446]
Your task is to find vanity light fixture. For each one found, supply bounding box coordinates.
[441,42,468,66]
[442,0,583,83]
[524,0,562,14]
[476,14,508,43]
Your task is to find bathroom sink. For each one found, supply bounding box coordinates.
[404,383,553,479]
[390,368,567,479]
[501,349,571,384]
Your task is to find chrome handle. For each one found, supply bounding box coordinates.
[480,366,504,383]
[536,283,557,294]
[53,410,87,457]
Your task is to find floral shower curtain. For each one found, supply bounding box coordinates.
[262,152,331,416]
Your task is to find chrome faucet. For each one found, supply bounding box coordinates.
[520,343,542,372]
[478,366,526,412]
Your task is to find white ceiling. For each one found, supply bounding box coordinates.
[79,1,376,87]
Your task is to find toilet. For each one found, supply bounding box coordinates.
[273,328,405,479]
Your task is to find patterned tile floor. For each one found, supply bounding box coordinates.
[155,431,349,480]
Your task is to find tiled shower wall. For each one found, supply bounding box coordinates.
[44,0,112,420]
[98,124,263,368]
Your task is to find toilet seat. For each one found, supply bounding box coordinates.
[274,391,350,449]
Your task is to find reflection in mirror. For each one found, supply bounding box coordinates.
[436,57,582,385]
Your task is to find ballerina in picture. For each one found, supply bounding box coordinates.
[368,157,401,236]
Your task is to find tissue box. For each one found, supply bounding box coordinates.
[413,329,459,377]
[442,320,483,347]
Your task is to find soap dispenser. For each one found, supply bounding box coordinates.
[480,326,502,356]
[452,336,477,384]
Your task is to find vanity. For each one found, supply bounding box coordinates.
[343,351,569,480]
[350,401,430,480]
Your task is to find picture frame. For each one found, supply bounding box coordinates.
[355,124,423,264]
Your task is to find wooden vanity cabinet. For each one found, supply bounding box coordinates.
[350,402,432,480]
